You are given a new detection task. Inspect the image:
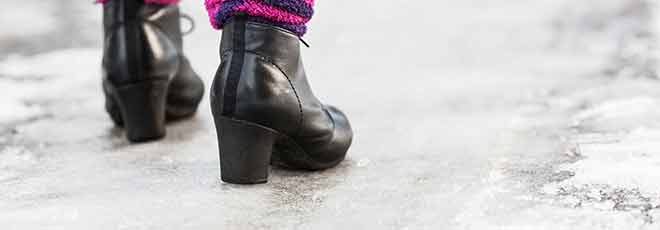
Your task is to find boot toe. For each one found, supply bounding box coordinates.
[320,105,354,165]
[166,59,205,120]
[324,105,353,154]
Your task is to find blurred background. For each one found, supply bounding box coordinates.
[1,0,659,229]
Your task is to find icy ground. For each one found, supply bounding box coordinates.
[1,0,659,229]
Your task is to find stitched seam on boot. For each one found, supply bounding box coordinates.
[258,55,305,137]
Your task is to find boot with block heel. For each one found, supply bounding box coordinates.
[102,0,204,142]
[210,17,354,184]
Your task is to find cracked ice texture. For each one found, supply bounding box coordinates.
[551,96,660,194]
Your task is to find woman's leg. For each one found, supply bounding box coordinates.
[204,0,315,36]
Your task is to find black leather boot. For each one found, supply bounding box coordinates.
[102,0,204,142]
[210,17,353,184]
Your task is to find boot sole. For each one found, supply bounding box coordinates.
[212,116,343,184]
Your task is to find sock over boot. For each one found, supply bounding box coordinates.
[204,0,315,36]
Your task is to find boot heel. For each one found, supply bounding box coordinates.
[214,117,278,184]
[112,79,169,142]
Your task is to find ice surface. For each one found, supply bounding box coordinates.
[540,95,660,225]
[1,0,659,229]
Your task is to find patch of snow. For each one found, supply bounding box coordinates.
[0,48,100,124]
[0,49,100,80]
[0,81,43,124]
[0,146,37,181]
[0,1,56,37]
[555,128,660,194]
[541,96,660,224]
[572,97,660,131]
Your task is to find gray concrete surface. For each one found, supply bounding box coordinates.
[1,0,659,229]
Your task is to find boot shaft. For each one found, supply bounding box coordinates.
[102,0,183,84]
[213,17,333,137]
[213,18,304,133]
[103,0,184,50]
[219,17,302,64]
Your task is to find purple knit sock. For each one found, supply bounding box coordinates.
[204,0,315,36]
[96,0,180,4]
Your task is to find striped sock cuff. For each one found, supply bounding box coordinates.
[204,0,315,36]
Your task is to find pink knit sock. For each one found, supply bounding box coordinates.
[204,0,315,36]
[96,0,180,4]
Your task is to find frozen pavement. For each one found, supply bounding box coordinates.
[1,0,659,229]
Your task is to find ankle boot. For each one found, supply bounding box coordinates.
[102,0,204,142]
[210,17,353,184]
